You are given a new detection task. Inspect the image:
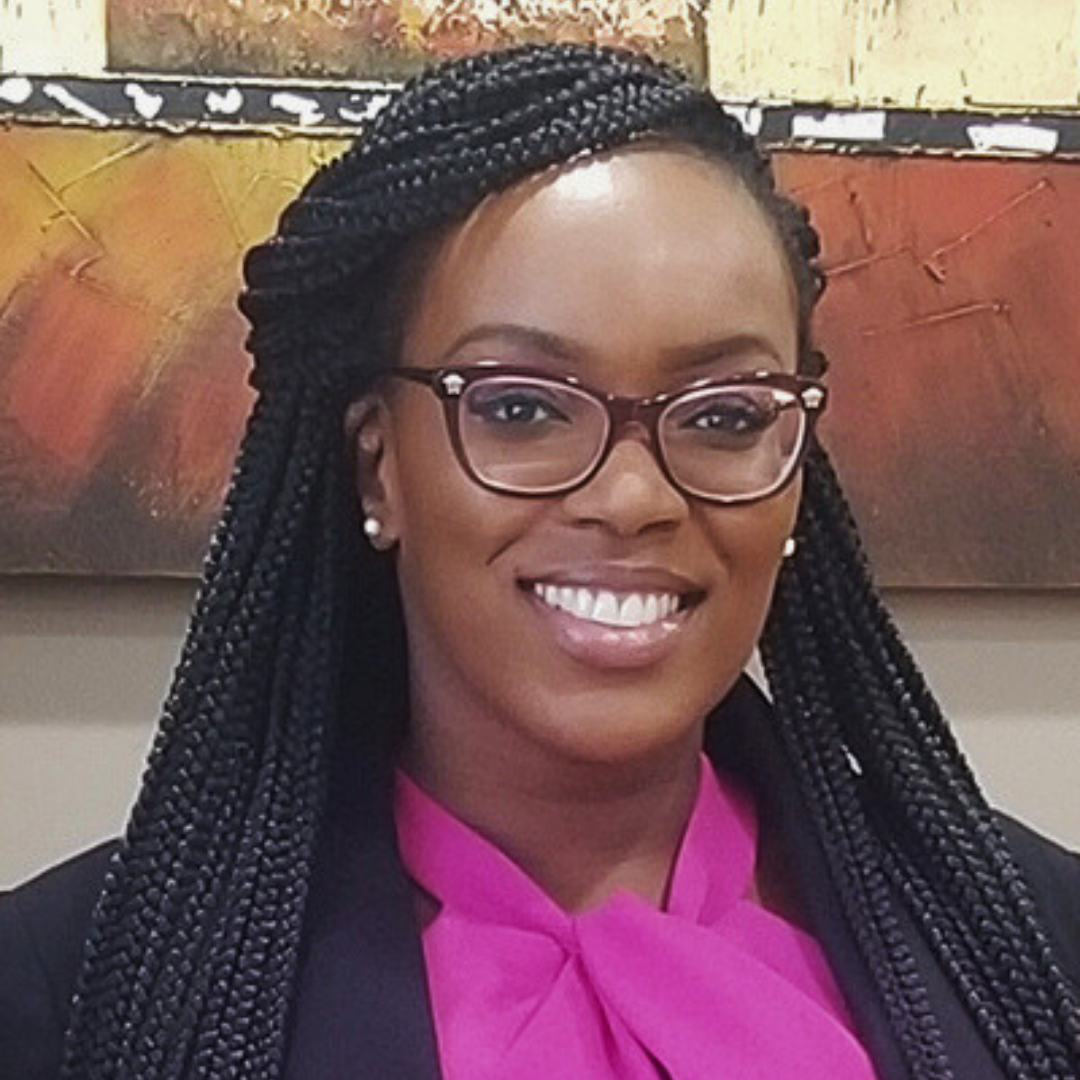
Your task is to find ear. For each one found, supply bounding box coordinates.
[345,393,399,551]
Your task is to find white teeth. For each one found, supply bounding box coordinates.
[619,594,644,626]
[593,590,619,624]
[531,583,684,628]
[574,588,592,619]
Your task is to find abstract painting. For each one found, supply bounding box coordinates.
[0,127,346,573]
[1,124,1078,584]
[776,154,1080,587]
[106,0,706,80]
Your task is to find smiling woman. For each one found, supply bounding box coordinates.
[2,43,1079,1080]
[358,148,808,784]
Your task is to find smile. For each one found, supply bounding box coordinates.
[531,583,687,628]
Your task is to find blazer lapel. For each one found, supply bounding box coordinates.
[284,768,442,1080]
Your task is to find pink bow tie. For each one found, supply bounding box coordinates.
[394,759,877,1080]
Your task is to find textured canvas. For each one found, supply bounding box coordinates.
[106,0,706,80]
[1,126,1078,584]
[776,153,1080,587]
[0,127,346,573]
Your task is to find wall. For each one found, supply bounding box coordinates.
[3,579,1078,888]
[707,0,1080,108]
[0,0,105,73]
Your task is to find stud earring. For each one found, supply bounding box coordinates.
[783,537,798,559]
[363,514,396,551]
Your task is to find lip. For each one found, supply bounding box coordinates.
[517,563,704,596]
[517,564,705,671]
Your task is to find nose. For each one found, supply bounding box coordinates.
[560,427,689,536]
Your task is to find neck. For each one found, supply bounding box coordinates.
[401,710,704,914]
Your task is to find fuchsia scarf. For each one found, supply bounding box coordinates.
[394,758,877,1080]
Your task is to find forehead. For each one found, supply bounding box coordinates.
[400,146,799,383]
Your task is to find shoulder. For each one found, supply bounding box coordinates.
[711,680,1080,986]
[997,814,1080,984]
[0,841,119,1080]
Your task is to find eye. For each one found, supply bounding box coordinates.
[466,385,571,427]
[681,393,777,436]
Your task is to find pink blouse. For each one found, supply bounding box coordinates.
[394,758,877,1080]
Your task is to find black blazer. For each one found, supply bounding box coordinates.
[3,677,1079,1079]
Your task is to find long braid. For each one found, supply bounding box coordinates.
[762,547,953,1079]
[59,42,1078,1080]
[762,447,1080,1079]
[60,377,344,1080]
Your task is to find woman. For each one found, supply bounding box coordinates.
[2,43,1078,1080]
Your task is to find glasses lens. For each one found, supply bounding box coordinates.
[660,384,806,501]
[459,375,608,492]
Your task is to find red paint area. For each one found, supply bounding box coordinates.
[4,268,155,480]
[777,153,1080,586]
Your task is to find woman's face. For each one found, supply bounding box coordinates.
[357,146,801,771]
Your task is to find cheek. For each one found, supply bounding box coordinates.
[701,484,800,605]
[394,414,518,557]
[387,409,541,639]
[388,398,480,543]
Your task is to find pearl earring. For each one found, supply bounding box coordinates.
[363,516,383,543]
[783,537,797,559]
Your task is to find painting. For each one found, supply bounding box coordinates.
[1,123,1078,584]
[106,0,706,81]
[775,154,1080,587]
[0,127,346,574]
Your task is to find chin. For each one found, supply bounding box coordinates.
[518,693,712,770]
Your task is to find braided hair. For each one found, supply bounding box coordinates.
[60,43,1079,1080]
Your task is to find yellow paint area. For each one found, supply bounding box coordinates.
[707,0,1080,109]
[0,128,347,316]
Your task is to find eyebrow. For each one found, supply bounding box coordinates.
[438,324,581,367]
[437,322,785,372]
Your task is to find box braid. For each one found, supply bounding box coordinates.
[761,448,1080,1080]
[57,42,1077,1080]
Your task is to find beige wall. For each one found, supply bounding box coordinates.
[3,578,1078,889]
[0,0,106,73]
[708,0,1080,108]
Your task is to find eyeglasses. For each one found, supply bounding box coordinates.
[384,362,827,505]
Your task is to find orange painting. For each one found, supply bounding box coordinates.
[1,126,1079,584]
[0,128,345,573]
